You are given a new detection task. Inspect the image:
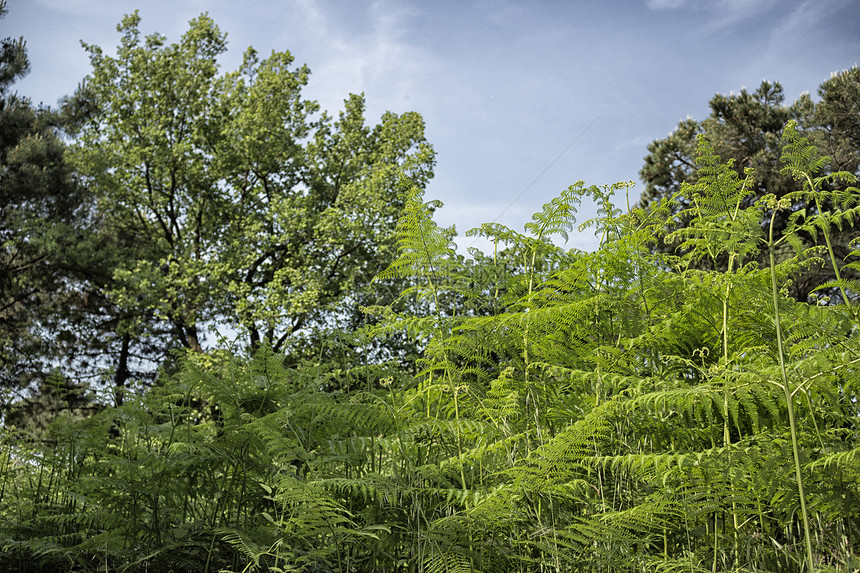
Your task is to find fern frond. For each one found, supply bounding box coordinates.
[523,181,586,242]
[213,525,273,567]
[666,135,762,267]
[814,277,860,304]
[806,445,860,472]
[779,120,830,182]
[375,186,457,306]
[422,550,472,573]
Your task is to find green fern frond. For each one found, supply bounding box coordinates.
[515,409,613,487]
[779,120,830,182]
[523,181,586,242]
[814,278,860,303]
[806,445,860,472]
[313,477,382,503]
[645,555,711,572]
[597,497,686,541]
[375,185,457,305]
[666,135,762,267]
[467,221,551,257]
[213,526,272,567]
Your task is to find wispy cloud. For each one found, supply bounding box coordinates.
[645,0,688,9]
[645,0,776,11]
[275,0,436,118]
[613,134,656,150]
[644,0,781,30]
[768,0,854,40]
[710,0,780,28]
[31,0,116,16]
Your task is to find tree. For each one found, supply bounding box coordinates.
[68,12,434,393]
[0,0,92,410]
[638,70,860,301]
[814,67,860,176]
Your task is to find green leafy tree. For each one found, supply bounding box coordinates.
[68,12,434,392]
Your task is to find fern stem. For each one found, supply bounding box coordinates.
[712,513,718,573]
[768,209,815,573]
[447,368,468,491]
[204,531,217,573]
[811,190,856,318]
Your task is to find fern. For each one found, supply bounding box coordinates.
[780,119,860,310]
[375,185,457,307]
[5,119,860,572]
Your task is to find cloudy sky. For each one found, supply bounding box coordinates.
[5,0,859,251]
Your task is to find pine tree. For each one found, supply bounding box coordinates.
[639,72,860,301]
[0,0,93,414]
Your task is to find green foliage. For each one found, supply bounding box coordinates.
[0,0,91,399]
[52,11,435,396]
[3,137,860,572]
[640,71,860,302]
[1,9,859,572]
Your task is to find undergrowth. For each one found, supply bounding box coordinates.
[1,124,859,572]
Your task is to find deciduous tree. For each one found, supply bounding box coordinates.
[69,12,434,393]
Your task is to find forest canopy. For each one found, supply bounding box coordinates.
[2,6,860,573]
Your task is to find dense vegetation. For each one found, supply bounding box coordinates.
[2,7,860,573]
[638,72,860,302]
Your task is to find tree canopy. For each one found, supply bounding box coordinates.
[0,0,90,417]
[36,11,433,397]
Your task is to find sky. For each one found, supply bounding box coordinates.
[4,0,859,252]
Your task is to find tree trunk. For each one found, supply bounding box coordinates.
[113,333,131,406]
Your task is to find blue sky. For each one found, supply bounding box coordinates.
[5,0,859,251]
